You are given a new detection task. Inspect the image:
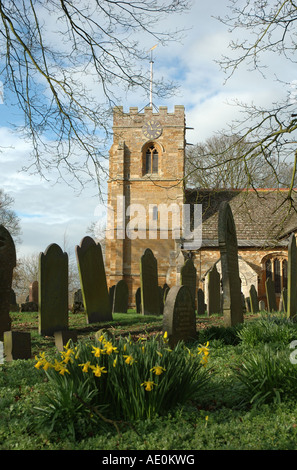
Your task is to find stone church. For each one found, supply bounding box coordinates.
[105,104,297,309]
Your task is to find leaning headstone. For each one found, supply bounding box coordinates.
[0,225,16,340]
[180,258,197,309]
[75,237,112,323]
[265,277,277,312]
[112,279,129,313]
[140,248,160,315]
[249,284,259,314]
[29,280,39,304]
[218,202,243,327]
[207,264,221,315]
[3,331,31,361]
[54,330,78,352]
[39,243,69,336]
[287,233,297,319]
[135,287,141,313]
[163,285,196,348]
[197,288,205,315]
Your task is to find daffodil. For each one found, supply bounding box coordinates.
[113,357,118,367]
[92,345,105,357]
[141,380,157,391]
[79,361,91,373]
[34,352,47,369]
[104,341,118,355]
[197,342,210,356]
[163,331,169,343]
[123,354,136,365]
[91,365,107,377]
[150,365,166,376]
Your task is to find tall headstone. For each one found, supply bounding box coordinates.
[0,225,16,340]
[249,284,259,314]
[180,258,197,310]
[163,285,196,348]
[39,243,69,336]
[29,280,39,304]
[140,248,160,315]
[135,287,141,313]
[75,236,112,323]
[207,264,221,315]
[265,277,277,312]
[218,202,243,327]
[112,279,129,313]
[197,288,205,315]
[287,233,297,319]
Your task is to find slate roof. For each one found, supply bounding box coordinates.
[184,188,297,249]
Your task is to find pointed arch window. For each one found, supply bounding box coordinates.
[145,144,159,175]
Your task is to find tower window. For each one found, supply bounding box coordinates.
[145,145,159,174]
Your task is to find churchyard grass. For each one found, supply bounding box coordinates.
[2,310,297,449]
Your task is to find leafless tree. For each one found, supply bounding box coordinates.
[214,0,297,202]
[0,188,21,241]
[0,0,191,195]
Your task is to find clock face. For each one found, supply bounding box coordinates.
[142,119,163,140]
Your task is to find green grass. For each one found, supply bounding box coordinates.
[2,310,297,450]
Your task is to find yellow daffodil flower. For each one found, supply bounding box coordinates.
[141,380,157,391]
[91,365,107,377]
[92,345,105,357]
[104,341,118,355]
[79,361,91,373]
[150,365,166,376]
[197,342,210,356]
[123,354,136,365]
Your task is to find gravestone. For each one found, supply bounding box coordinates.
[163,285,196,348]
[39,243,69,336]
[29,280,38,304]
[287,233,297,319]
[54,330,78,352]
[109,285,115,310]
[249,284,259,314]
[265,277,277,312]
[259,300,266,311]
[245,297,251,312]
[197,288,205,315]
[72,289,84,313]
[3,331,31,361]
[140,248,160,315]
[0,225,16,340]
[158,286,164,314]
[10,289,19,312]
[180,258,197,309]
[281,288,287,313]
[207,264,221,315]
[218,202,243,327]
[112,279,129,313]
[135,287,141,313]
[75,236,112,323]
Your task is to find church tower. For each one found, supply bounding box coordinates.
[105,105,186,306]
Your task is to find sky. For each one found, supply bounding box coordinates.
[0,0,295,260]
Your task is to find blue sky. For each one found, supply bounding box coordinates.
[0,1,295,259]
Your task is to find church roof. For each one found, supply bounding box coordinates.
[185,188,297,249]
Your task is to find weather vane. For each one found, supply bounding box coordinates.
[149,44,157,108]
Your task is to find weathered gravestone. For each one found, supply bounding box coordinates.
[265,277,277,312]
[180,258,197,310]
[113,279,129,313]
[135,287,141,313]
[76,236,112,323]
[109,285,115,310]
[72,288,84,313]
[259,300,266,311]
[29,280,38,304]
[245,296,251,312]
[207,264,221,315]
[163,285,196,348]
[140,248,160,315]
[0,225,16,340]
[4,331,31,361]
[287,233,297,319]
[249,284,259,314]
[54,330,78,352]
[197,288,205,315]
[39,243,69,336]
[218,202,243,327]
